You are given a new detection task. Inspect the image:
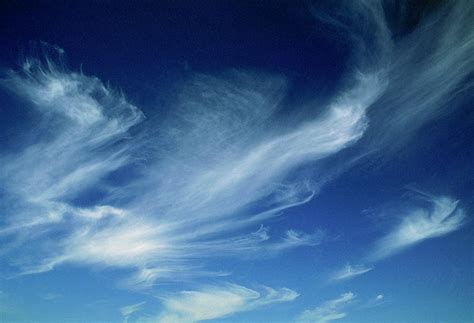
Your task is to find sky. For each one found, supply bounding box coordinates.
[0,1,473,322]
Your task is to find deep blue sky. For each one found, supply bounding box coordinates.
[0,1,473,322]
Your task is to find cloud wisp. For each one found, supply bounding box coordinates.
[298,292,356,323]
[0,45,383,288]
[297,292,384,322]
[330,194,467,282]
[120,301,146,323]
[311,0,474,154]
[3,0,470,291]
[330,264,374,282]
[152,283,298,323]
[363,294,385,309]
[369,195,466,261]
[1,0,472,320]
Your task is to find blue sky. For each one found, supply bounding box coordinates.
[0,1,473,322]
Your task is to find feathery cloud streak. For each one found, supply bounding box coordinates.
[0,46,383,286]
[311,0,474,153]
[331,264,374,281]
[153,283,298,323]
[369,195,466,261]
[330,194,467,282]
[330,194,466,279]
[121,301,146,323]
[1,1,472,319]
[313,0,474,283]
[298,292,356,323]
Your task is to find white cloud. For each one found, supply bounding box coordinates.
[0,45,383,286]
[369,0,474,152]
[363,294,385,308]
[1,0,471,299]
[369,196,466,261]
[311,0,474,154]
[330,194,466,283]
[121,301,146,323]
[298,292,356,323]
[331,264,373,281]
[0,0,472,320]
[155,283,298,323]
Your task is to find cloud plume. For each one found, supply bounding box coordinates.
[0,44,383,287]
[311,0,474,154]
[369,195,466,261]
[153,283,298,323]
[331,264,374,281]
[298,292,356,323]
[1,1,472,320]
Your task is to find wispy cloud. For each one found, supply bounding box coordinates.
[0,44,383,287]
[120,301,146,323]
[297,292,356,323]
[363,294,385,309]
[330,264,373,281]
[331,194,466,282]
[368,0,474,152]
[369,195,466,261]
[152,283,298,323]
[1,1,472,319]
[311,0,474,154]
[313,0,473,284]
